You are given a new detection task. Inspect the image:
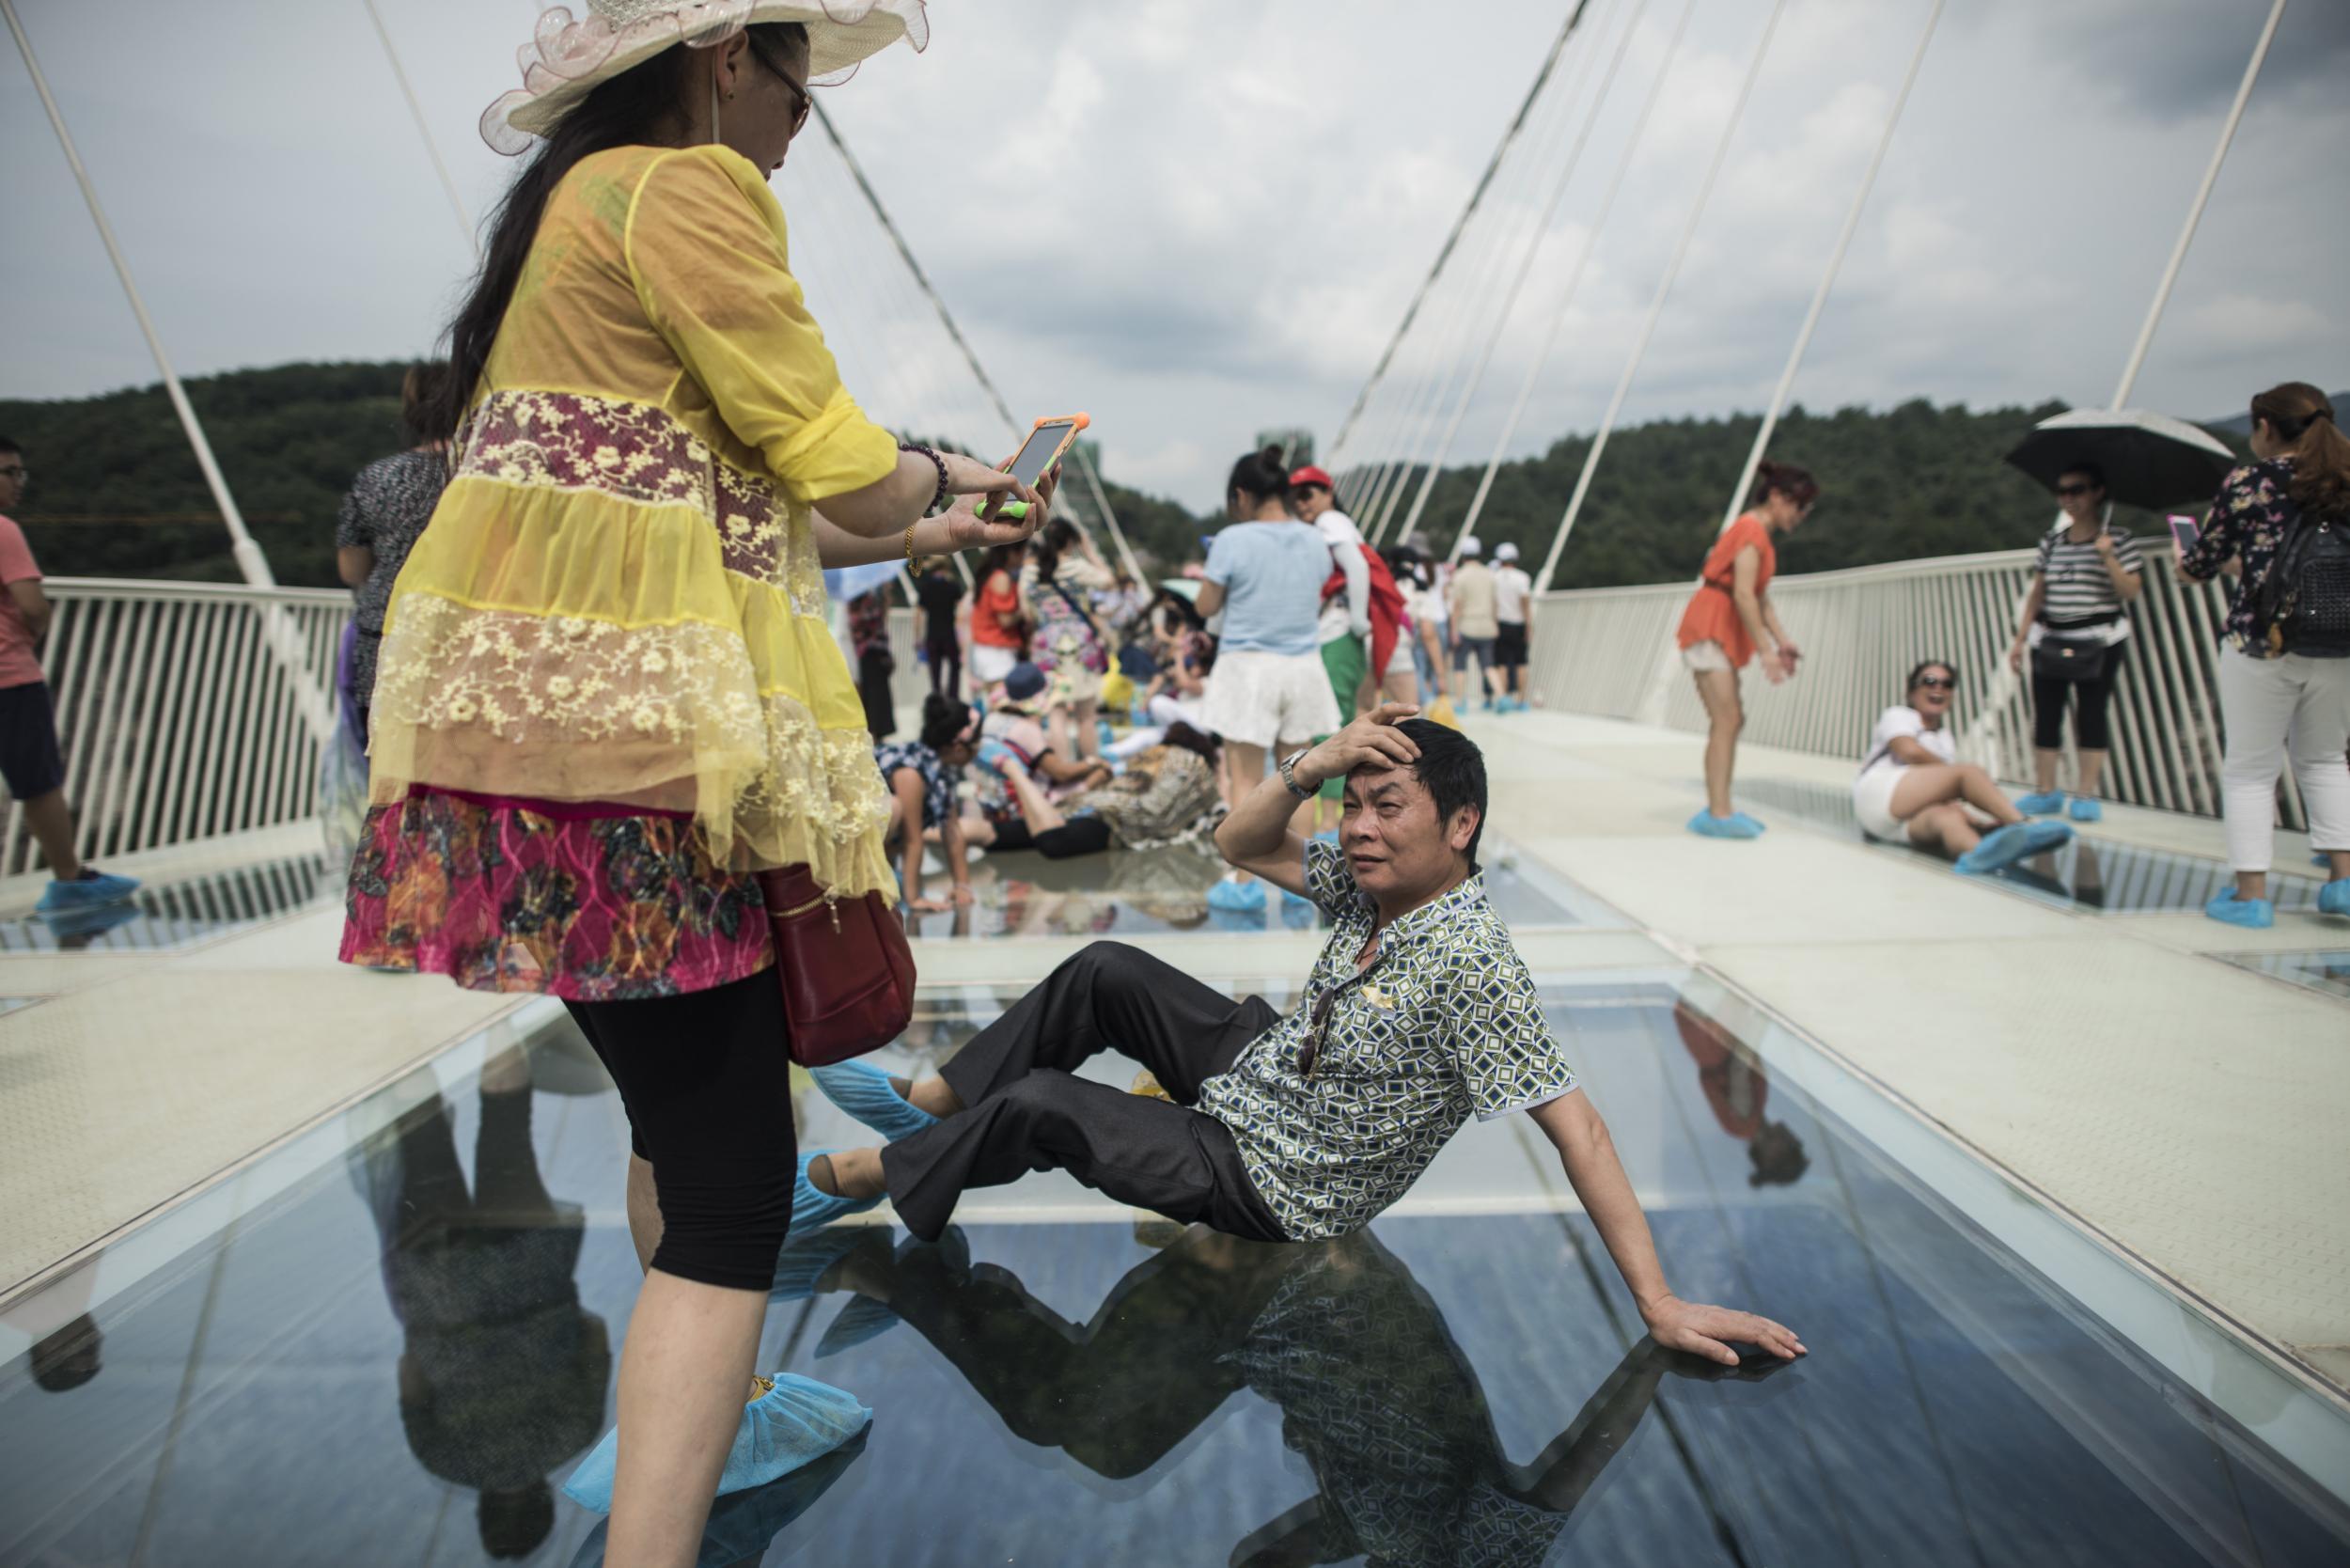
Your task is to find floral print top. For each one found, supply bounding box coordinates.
[873,740,958,833]
[335,447,449,706]
[346,143,904,998]
[2183,458,2304,658]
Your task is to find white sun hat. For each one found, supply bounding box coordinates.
[483,0,930,155]
[1494,541,1519,562]
[1459,538,1483,557]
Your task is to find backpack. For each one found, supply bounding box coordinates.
[2256,510,2350,658]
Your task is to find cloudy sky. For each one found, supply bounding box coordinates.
[4,0,2344,511]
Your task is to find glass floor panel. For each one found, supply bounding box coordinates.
[3,980,2345,1567]
[0,853,337,952]
[903,835,1608,941]
[1737,778,2326,914]
[2217,949,2350,1002]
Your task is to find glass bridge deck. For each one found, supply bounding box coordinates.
[4,954,2345,1566]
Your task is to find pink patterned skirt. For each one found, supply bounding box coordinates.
[339,788,773,1002]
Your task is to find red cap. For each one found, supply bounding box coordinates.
[1289,464,1335,492]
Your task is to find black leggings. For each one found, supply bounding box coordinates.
[564,969,795,1291]
[927,639,961,699]
[2030,637,2126,752]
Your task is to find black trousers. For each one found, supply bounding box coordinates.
[2031,636,2126,751]
[565,970,797,1291]
[858,645,897,739]
[926,638,961,699]
[881,942,1288,1243]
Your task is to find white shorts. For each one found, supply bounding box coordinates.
[1201,650,1342,750]
[1852,766,1911,842]
[970,644,1019,686]
[1681,640,1732,673]
[1384,635,1417,677]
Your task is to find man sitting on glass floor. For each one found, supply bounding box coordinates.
[800,707,1806,1367]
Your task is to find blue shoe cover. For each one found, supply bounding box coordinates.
[1727,811,1768,835]
[560,1373,871,1515]
[2203,889,2275,929]
[1206,877,1266,912]
[811,1059,939,1143]
[36,870,140,914]
[564,1432,869,1568]
[2318,879,2350,917]
[792,1153,880,1232]
[2317,851,2336,869]
[1279,889,1318,930]
[2014,791,2065,816]
[1955,822,2059,876]
[1686,809,1762,840]
[2020,821,2075,855]
[815,1297,901,1357]
[771,1226,884,1301]
[1310,829,1340,845]
[2067,797,2103,823]
[36,902,143,943]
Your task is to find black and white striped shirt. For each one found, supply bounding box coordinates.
[2033,524,2143,630]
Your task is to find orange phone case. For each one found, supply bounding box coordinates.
[982,414,1090,520]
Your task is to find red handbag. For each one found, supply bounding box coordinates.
[756,866,916,1066]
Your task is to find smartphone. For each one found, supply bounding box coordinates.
[2167,514,2200,556]
[979,414,1090,522]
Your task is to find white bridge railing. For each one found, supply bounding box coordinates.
[1524,548,2296,829]
[1,579,344,879]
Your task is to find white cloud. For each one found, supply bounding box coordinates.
[2,0,2343,514]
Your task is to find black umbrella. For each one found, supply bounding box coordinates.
[2004,408,2238,510]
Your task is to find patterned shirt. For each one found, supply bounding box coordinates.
[2182,458,2311,659]
[848,588,892,660]
[873,740,958,832]
[2031,522,2142,639]
[1198,840,1578,1240]
[335,447,449,703]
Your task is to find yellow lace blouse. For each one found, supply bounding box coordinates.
[368,143,901,897]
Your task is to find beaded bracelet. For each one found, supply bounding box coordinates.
[899,442,950,519]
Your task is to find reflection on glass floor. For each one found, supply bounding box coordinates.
[1737,778,2325,914]
[4,980,2346,1567]
[0,853,336,952]
[2218,949,2350,1002]
[903,835,1605,941]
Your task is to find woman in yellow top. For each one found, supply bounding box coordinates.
[338,4,1044,1559]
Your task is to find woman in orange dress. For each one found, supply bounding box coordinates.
[1672,461,1817,838]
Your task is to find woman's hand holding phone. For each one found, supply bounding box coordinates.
[944,462,1060,552]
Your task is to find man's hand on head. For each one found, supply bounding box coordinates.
[1296,703,1420,792]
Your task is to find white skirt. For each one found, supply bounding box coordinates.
[1852,766,1911,842]
[970,644,1020,685]
[1201,650,1343,749]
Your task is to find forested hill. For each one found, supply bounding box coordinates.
[0,363,2247,589]
[1359,398,2249,588]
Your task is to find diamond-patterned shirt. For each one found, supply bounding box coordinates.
[1198,840,1578,1240]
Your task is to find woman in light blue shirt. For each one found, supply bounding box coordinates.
[1197,447,1343,812]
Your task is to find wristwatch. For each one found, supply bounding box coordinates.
[1277,748,1316,799]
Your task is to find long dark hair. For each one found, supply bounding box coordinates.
[421,24,809,445]
[977,541,1026,588]
[1227,445,1291,513]
[2251,382,2350,519]
[1030,518,1080,582]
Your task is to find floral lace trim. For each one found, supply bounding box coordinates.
[457,388,823,611]
[369,596,890,882]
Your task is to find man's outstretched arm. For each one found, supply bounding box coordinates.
[1528,1090,1806,1365]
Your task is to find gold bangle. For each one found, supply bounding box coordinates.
[904,523,917,562]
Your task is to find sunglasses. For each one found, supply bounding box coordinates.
[1915,675,1955,690]
[746,37,814,133]
[2054,483,2096,497]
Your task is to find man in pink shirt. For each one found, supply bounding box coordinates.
[0,440,139,915]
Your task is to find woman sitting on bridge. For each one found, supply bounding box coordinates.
[1674,461,1814,839]
[1854,661,2071,875]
